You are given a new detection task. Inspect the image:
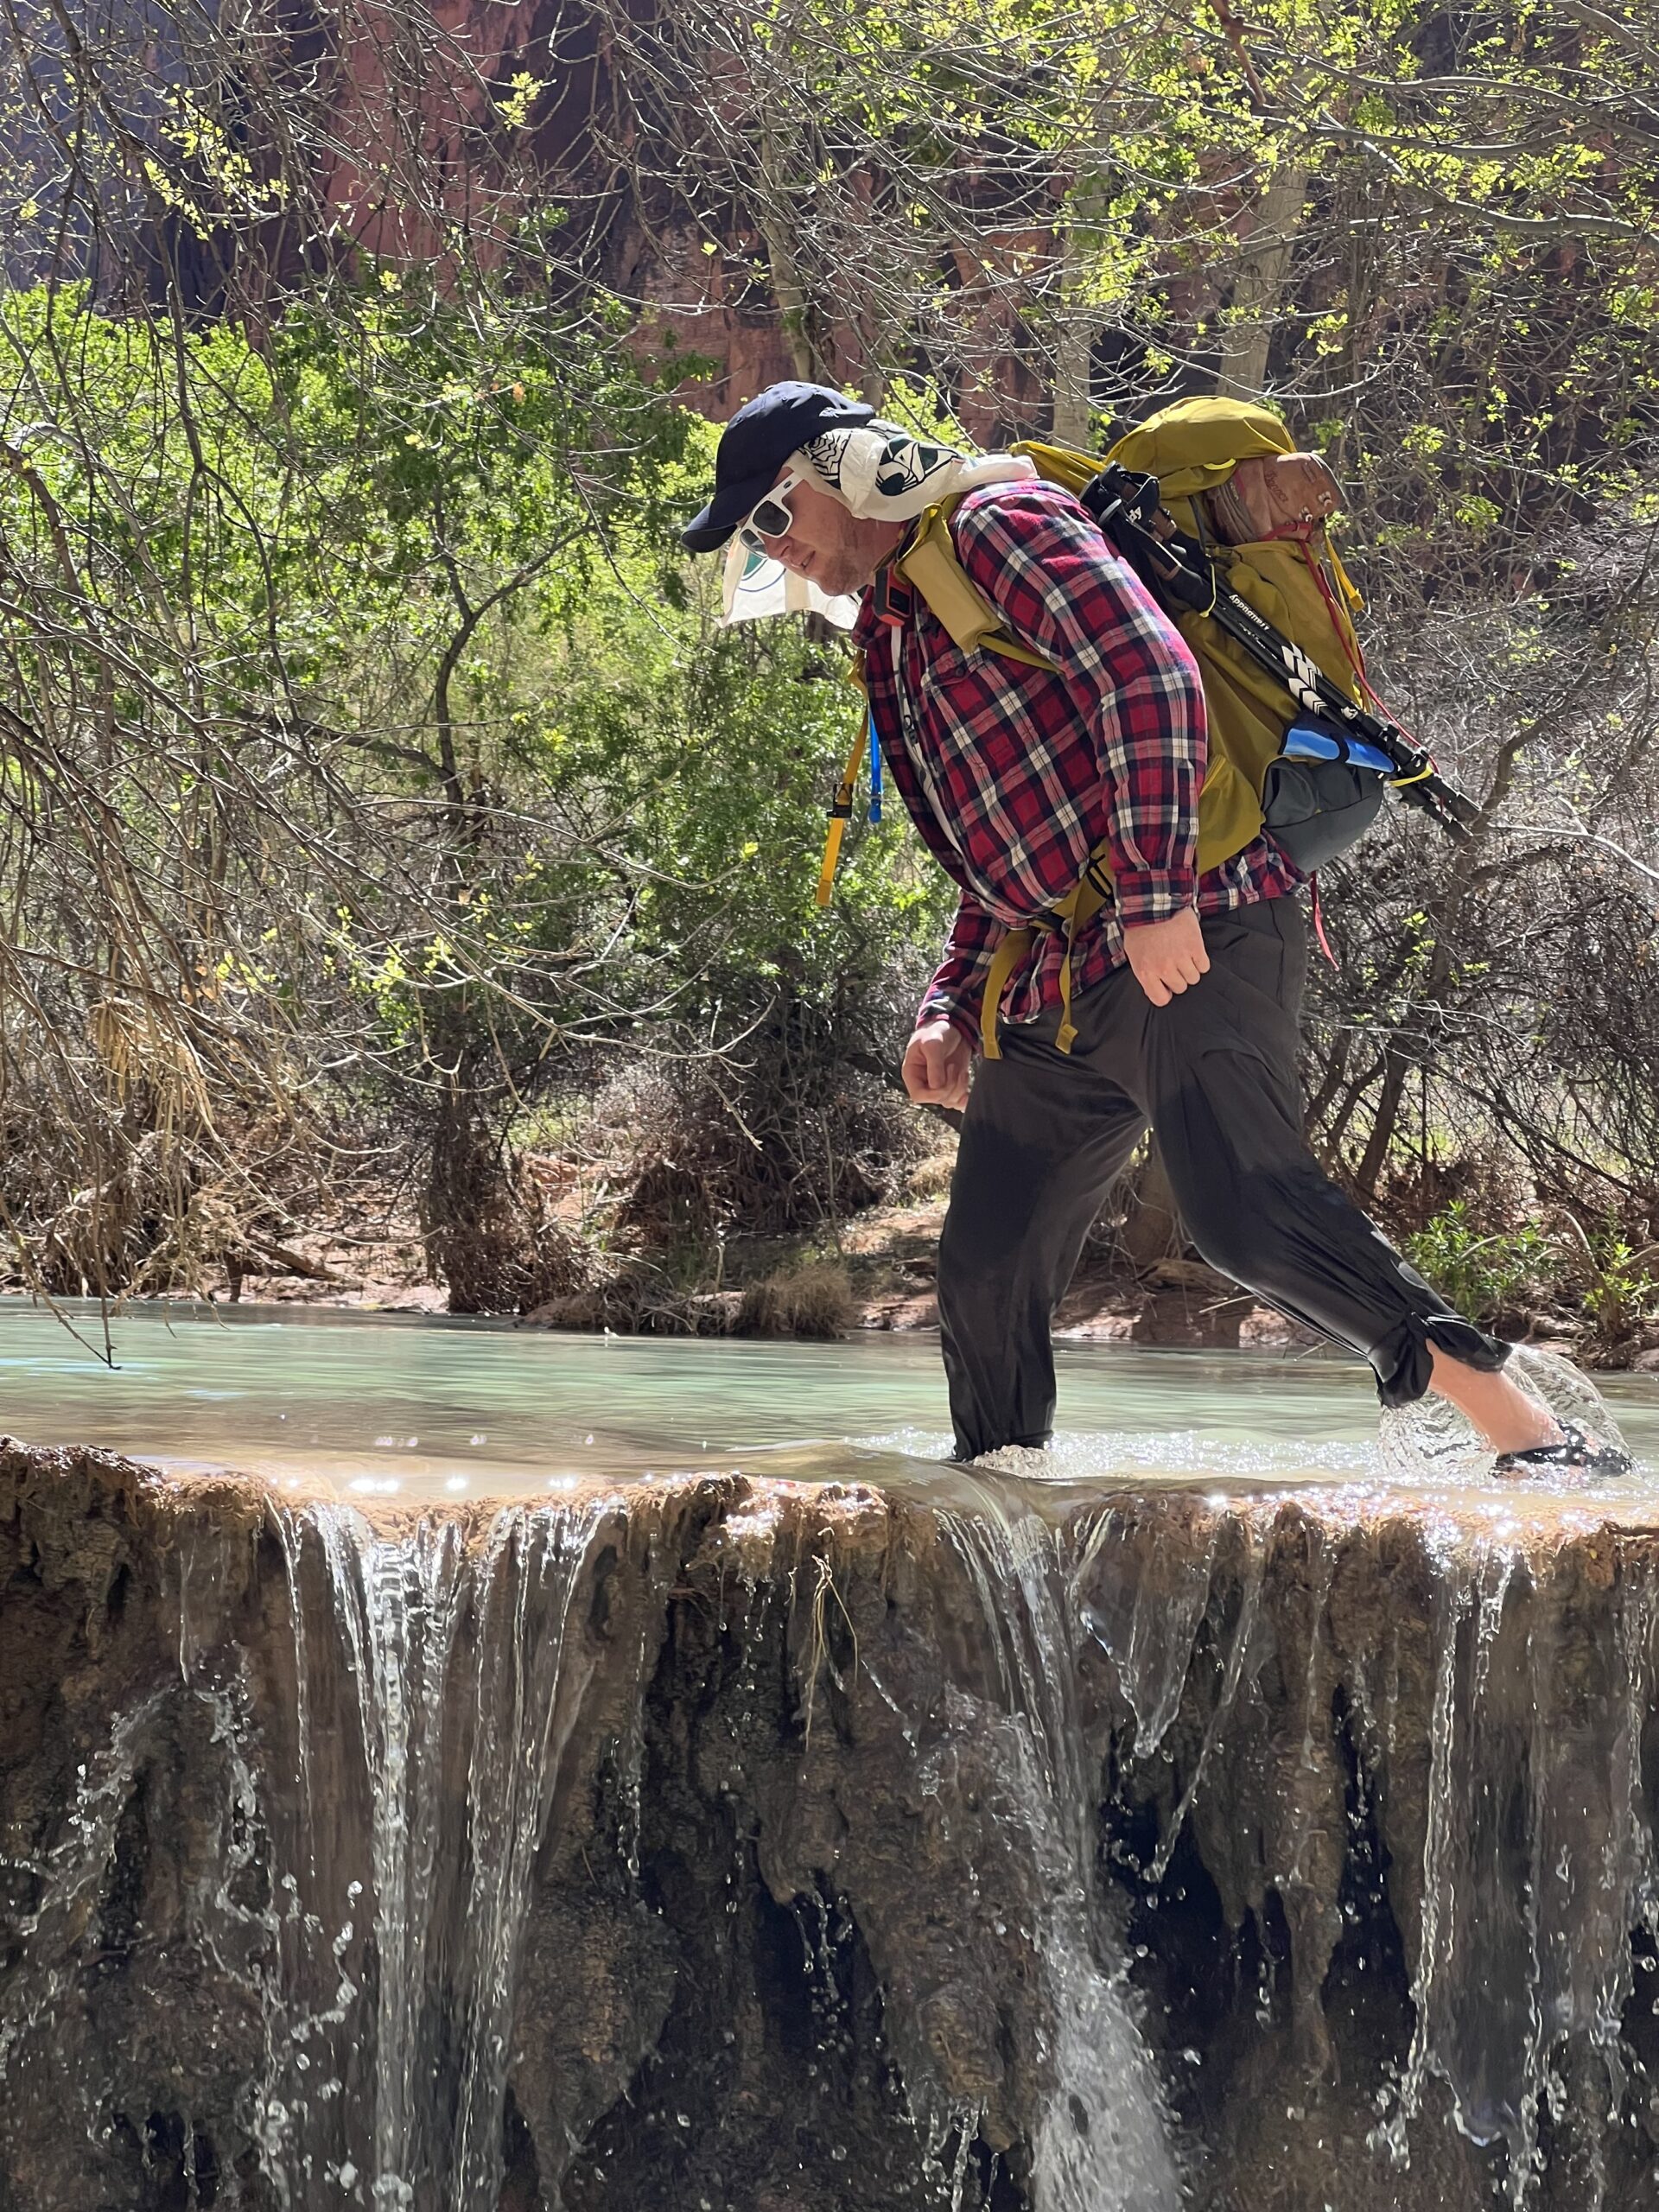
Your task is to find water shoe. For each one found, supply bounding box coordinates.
[1492,1418,1633,1484]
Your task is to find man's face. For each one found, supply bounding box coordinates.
[755,473,899,598]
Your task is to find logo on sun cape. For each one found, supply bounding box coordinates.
[874,437,947,498]
[802,430,849,487]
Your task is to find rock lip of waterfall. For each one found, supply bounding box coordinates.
[4,1432,1659,2211]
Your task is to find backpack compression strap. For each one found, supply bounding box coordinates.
[816,715,871,909]
[977,848,1115,1059]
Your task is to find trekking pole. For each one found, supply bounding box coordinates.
[1203,584,1480,840]
[1082,467,1481,842]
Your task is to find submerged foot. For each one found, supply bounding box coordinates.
[1492,1417,1633,1484]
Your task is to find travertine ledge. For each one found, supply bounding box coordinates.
[3,1437,1657,2210]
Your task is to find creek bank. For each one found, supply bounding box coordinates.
[28,1177,1649,1373]
[6,1439,1659,2209]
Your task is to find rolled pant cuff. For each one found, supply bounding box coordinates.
[1370,1313,1511,1409]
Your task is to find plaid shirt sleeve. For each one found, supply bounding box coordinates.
[915,887,1003,1040]
[952,484,1207,928]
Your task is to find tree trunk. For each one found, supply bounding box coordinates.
[1351,729,1532,1200]
[1215,162,1309,398]
[756,130,830,384]
[1050,178,1107,448]
[1051,307,1094,449]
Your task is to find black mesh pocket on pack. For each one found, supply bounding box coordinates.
[1260,755,1384,872]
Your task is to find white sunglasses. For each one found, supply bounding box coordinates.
[737,467,809,553]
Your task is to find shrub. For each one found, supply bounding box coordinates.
[1557,1217,1659,1364]
[1402,1201,1558,1326]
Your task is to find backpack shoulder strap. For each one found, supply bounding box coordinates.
[892,472,1124,1062]
[1007,439,1105,499]
[894,494,1057,672]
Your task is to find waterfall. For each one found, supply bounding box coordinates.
[5,1434,1659,2209]
[940,1487,1184,2212]
[1066,1487,1659,2209]
[1370,1532,1659,2202]
[258,1498,612,2211]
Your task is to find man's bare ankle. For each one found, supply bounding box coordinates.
[1487,1409,1562,1457]
[1424,1351,1560,1456]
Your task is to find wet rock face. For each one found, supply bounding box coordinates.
[3,1439,1659,2211]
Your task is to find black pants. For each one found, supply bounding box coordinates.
[939,901,1508,1460]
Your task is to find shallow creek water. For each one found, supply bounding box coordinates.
[3,1297,1656,1503]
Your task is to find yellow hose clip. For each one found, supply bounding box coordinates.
[816,722,869,908]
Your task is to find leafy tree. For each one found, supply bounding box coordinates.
[2,0,1656,1312]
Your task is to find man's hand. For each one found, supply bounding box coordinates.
[1123,907,1209,1007]
[902,1019,973,1110]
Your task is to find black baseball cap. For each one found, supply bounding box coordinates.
[681,382,875,553]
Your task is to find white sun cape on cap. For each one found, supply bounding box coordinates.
[719,423,1037,632]
[796,422,1036,522]
[720,540,861,630]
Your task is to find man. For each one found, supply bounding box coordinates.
[684,381,1627,1477]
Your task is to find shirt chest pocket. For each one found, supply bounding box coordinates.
[911,657,1029,782]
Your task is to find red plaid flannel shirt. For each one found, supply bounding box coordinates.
[852,477,1301,1046]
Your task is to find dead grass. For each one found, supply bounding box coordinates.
[906,1144,958,1203]
[734,1260,855,1339]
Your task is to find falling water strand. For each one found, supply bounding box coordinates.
[271,1506,319,1878]
[941,1490,1183,2212]
[0,1669,293,2201]
[1515,1539,1658,2212]
[317,1510,467,2209]
[1281,1522,1338,1893]
[1071,1503,1220,1759]
[0,1692,167,2083]
[1376,1543,1509,2167]
[448,1507,604,2204]
[1366,1529,1659,2204]
[1147,1548,1264,1889]
[254,1506,370,2209]
[1616,1555,1659,1980]
[1070,1498,1268,1885]
[264,1497,610,2212]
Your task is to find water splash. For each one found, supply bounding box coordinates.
[1379,1343,1636,1490]
[860,1427,1382,1487]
